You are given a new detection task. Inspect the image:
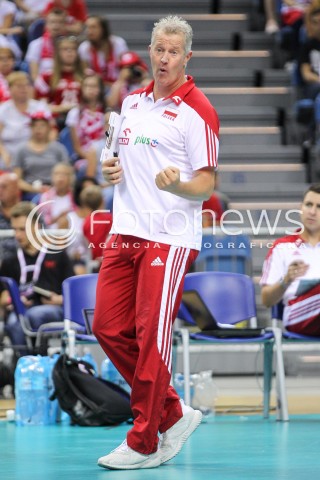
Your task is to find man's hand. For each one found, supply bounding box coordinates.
[41,293,63,306]
[155,166,180,193]
[101,157,123,185]
[284,260,309,285]
[21,296,34,308]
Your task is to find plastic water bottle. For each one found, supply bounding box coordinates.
[173,373,195,403]
[15,356,36,426]
[192,370,217,416]
[101,357,131,394]
[81,348,98,376]
[31,356,50,425]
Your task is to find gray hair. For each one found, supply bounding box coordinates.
[151,15,193,54]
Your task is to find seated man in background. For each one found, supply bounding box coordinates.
[260,183,320,336]
[0,201,74,350]
[298,6,320,100]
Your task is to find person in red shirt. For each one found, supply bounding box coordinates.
[202,193,223,227]
[34,35,85,129]
[80,184,112,268]
[43,0,87,35]
[65,73,106,178]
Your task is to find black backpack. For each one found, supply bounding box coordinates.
[51,354,132,426]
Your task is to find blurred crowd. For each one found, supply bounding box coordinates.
[0,0,155,272]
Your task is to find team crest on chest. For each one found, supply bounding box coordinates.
[162,109,179,122]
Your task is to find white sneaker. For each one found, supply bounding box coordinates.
[159,402,202,464]
[97,440,161,470]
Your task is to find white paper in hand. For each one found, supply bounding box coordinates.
[100,112,123,163]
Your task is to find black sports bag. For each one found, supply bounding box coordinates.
[51,354,132,426]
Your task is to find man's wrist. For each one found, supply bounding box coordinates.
[279,277,289,290]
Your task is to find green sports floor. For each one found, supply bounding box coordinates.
[1,414,320,480]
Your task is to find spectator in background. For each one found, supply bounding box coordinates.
[80,184,112,267]
[34,35,85,129]
[0,172,21,258]
[298,6,320,100]
[0,201,74,350]
[14,0,50,28]
[73,174,99,206]
[78,15,128,93]
[37,162,75,228]
[202,193,223,227]
[0,71,51,170]
[0,47,16,102]
[279,1,311,59]
[65,73,106,179]
[264,0,280,34]
[0,0,24,60]
[25,8,67,83]
[64,196,89,275]
[12,110,70,200]
[43,0,87,35]
[260,183,320,336]
[106,51,150,111]
[202,171,230,227]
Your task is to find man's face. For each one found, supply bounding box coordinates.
[149,32,191,90]
[300,191,320,235]
[11,216,32,250]
[52,167,72,191]
[31,119,51,141]
[0,51,15,76]
[310,13,320,40]
[46,13,66,38]
[10,79,31,102]
[0,176,19,204]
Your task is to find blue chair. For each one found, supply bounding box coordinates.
[178,271,288,421]
[0,276,65,351]
[193,233,252,275]
[62,274,98,356]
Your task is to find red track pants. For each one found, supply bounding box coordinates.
[93,234,198,454]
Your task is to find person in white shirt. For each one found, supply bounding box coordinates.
[78,15,128,93]
[261,183,320,335]
[14,0,50,26]
[0,71,51,169]
[25,8,67,82]
[93,15,219,470]
[0,0,23,59]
